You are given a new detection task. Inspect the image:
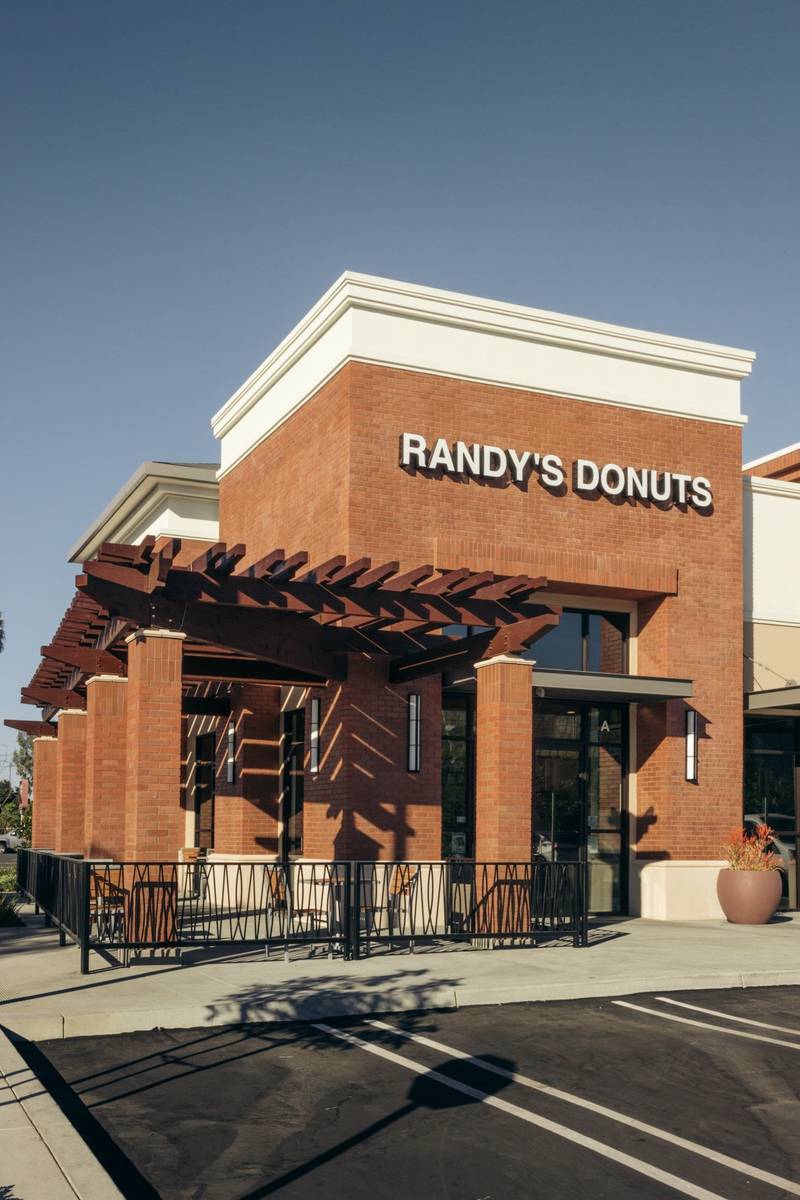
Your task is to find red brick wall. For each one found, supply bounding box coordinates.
[219,361,743,862]
[744,451,800,482]
[213,685,281,855]
[124,630,184,861]
[31,737,58,849]
[55,711,87,854]
[304,656,442,860]
[219,370,351,569]
[475,658,533,860]
[84,677,127,860]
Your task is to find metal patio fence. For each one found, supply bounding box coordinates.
[16,849,588,973]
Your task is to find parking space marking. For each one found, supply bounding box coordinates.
[367,1019,800,1196]
[311,1023,730,1200]
[613,1000,800,1049]
[655,995,800,1036]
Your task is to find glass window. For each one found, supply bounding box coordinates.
[441,696,474,857]
[282,709,305,856]
[587,614,627,674]
[587,705,623,743]
[534,704,582,741]
[745,717,798,753]
[526,611,583,670]
[526,609,629,674]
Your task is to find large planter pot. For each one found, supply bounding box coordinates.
[716,869,782,925]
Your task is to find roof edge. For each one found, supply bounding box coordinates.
[211,271,756,443]
[68,462,219,564]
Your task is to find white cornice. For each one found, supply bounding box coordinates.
[211,273,755,476]
[69,463,219,563]
[743,474,800,499]
[743,440,800,471]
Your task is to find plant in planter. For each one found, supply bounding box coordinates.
[717,823,782,924]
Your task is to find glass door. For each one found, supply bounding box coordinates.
[441,694,474,858]
[533,746,583,861]
[744,716,799,909]
[533,702,626,914]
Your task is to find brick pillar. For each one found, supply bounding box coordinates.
[214,685,282,856]
[85,675,127,860]
[125,629,185,861]
[31,736,58,849]
[304,656,442,861]
[54,710,87,854]
[474,654,534,862]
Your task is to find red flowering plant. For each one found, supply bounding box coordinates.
[721,824,781,871]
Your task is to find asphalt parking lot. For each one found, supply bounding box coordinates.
[32,986,800,1200]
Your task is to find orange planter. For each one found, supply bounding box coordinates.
[716,869,781,925]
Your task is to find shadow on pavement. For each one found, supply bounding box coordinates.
[233,1049,516,1200]
[9,1033,161,1200]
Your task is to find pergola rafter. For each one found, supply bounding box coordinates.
[20,540,560,714]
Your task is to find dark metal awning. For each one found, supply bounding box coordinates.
[445,667,694,704]
[746,686,800,714]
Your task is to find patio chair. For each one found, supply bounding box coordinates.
[277,866,346,961]
[89,867,125,941]
[360,864,419,953]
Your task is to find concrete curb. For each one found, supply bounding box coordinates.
[0,1026,124,1199]
[5,968,800,1042]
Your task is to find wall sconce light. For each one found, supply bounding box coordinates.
[685,709,698,783]
[309,697,321,774]
[226,721,235,784]
[407,694,421,773]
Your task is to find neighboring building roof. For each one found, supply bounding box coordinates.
[211,271,757,477]
[68,461,219,563]
[743,441,800,481]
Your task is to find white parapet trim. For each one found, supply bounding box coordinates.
[212,272,755,476]
[69,461,219,563]
[743,475,800,628]
[631,859,726,920]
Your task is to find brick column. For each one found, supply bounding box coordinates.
[31,736,58,849]
[85,675,127,860]
[54,710,87,854]
[214,685,282,856]
[125,629,185,861]
[474,654,534,862]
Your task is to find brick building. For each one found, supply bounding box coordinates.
[9,273,798,921]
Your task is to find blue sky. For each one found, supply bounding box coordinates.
[1,1,798,765]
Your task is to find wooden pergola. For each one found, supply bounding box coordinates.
[14,537,561,718]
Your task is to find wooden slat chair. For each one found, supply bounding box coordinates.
[264,866,288,958]
[361,864,419,953]
[89,867,125,940]
[269,866,345,961]
[179,847,207,900]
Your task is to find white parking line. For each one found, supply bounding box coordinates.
[367,1018,800,1196]
[311,1022,730,1200]
[613,1000,800,1049]
[655,995,800,1036]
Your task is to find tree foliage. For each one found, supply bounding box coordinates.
[12,733,33,786]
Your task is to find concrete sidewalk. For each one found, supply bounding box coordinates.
[0,1025,124,1199]
[1,906,799,1041]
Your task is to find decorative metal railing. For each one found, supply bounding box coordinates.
[16,850,588,973]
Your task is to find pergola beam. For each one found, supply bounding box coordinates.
[76,574,347,681]
[4,718,58,738]
[389,609,561,683]
[79,558,551,629]
[21,686,85,710]
[40,643,124,676]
